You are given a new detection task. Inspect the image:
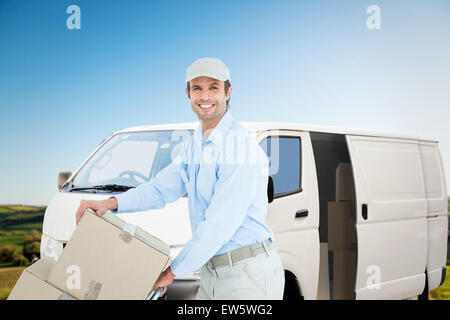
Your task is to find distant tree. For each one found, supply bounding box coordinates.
[12,253,29,266]
[30,241,40,254]
[0,245,21,263]
[23,229,42,261]
[29,230,42,242]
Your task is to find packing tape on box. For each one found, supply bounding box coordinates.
[119,223,136,244]
[123,223,136,236]
[84,280,103,300]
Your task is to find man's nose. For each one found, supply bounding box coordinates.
[199,90,212,100]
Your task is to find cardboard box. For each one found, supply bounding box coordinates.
[332,250,356,300]
[317,243,330,300]
[328,201,356,251]
[8,259,75,300]
[47,209,170,300]
[335,162,355,201]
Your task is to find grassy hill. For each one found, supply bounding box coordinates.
[0,205,45,249]
[0,205,46,299]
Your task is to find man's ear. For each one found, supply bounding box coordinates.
[185,87,190,99]
[226,86,232,100]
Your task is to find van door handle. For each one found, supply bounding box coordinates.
[362,203,368,220]
[295,209,308,218]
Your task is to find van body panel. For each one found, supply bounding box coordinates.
[418,142,448,290]
[419,142,447,217]
[42,192,191,246]
[274,230,320,299]
[258,130,320,300]
[355,273,425,300]
[346,135,428,299]
[426,216,448,289]
[42,192,111,242]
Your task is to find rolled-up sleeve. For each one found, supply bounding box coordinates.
[111,142,189,214]
[170,158,267,277]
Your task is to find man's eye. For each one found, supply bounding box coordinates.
[210,87,218,90]
[193,88,200,91]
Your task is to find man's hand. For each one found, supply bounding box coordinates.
[75,198,118,225]
[152,266,176,297]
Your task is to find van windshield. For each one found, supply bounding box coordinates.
[70,130,193,191]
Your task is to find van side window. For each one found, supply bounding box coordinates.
[260,136,302,197]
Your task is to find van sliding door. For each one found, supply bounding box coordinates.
[346,135,428,299]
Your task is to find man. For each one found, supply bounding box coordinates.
[75,57,285,299]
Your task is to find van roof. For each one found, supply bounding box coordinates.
[115,121,438,143]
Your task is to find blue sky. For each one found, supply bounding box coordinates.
[1,0,449,205]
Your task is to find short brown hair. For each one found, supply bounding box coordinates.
[187,80,231,108]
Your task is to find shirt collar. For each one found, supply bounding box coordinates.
[193,111,234,148]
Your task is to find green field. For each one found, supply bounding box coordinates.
[2,222,44,232]
[0,205,45,299]
[0,205,44,217]
[0,235,26,247]
[0,205,45,249]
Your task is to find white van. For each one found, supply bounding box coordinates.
[40,121,448,300]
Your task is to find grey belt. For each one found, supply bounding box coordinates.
[209,239,272,269]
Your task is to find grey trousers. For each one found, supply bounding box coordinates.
[196,246,285,300]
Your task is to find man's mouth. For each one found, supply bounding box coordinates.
[198,104,215,109]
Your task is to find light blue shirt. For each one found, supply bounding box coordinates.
[112,111,274,277]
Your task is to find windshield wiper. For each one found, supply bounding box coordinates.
[69,184,134,192]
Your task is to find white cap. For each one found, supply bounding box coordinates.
[185,57,231,83]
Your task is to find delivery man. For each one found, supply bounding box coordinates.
[75,57,285,299]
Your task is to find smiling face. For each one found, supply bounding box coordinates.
[186,76,232,124]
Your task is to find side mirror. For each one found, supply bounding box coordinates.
[58,171,72,190]
[267,176,274,203]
